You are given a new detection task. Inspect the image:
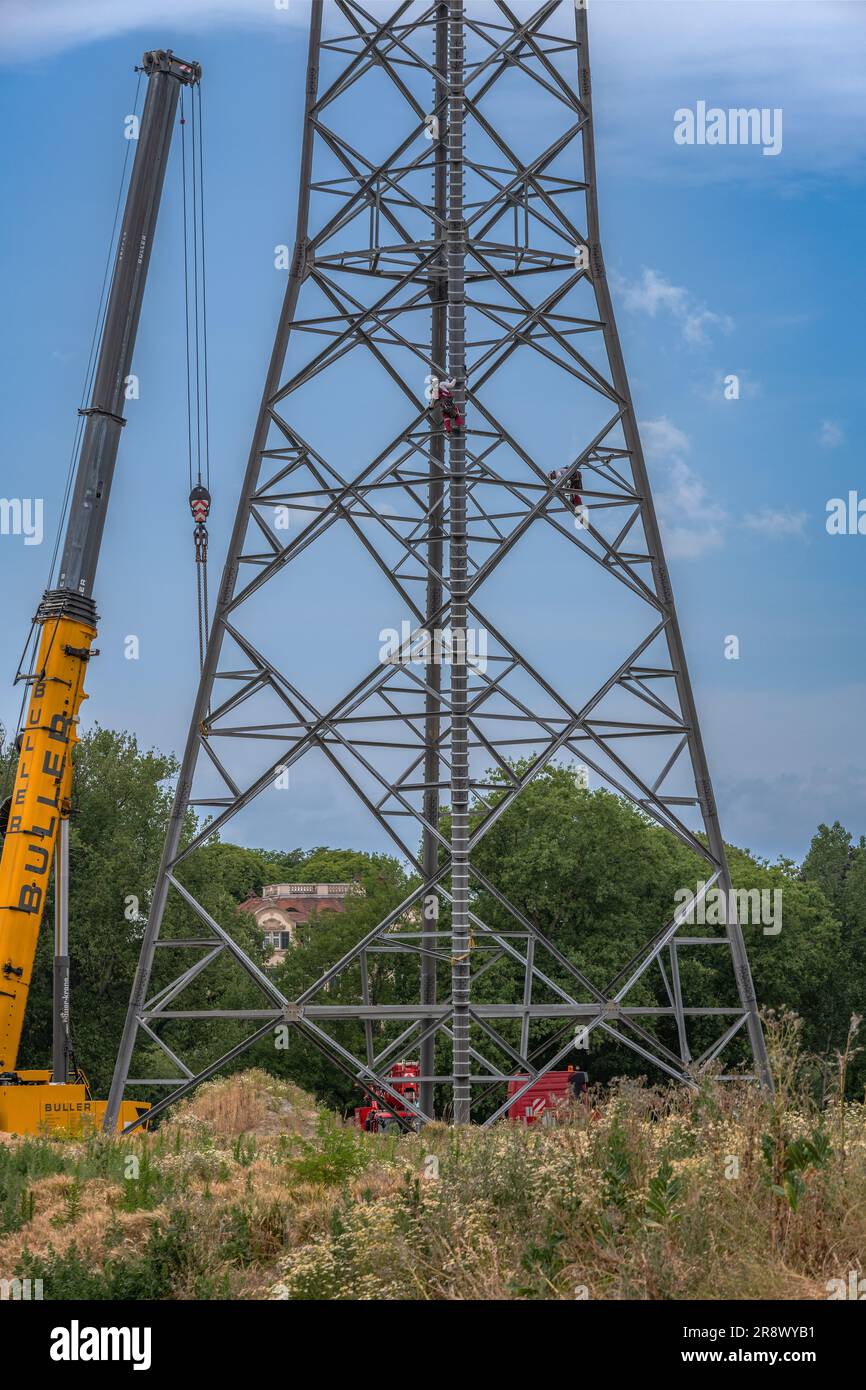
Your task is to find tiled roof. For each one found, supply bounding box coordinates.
[239,894,350,925]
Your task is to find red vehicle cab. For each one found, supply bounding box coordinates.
[354,1061,420,1133]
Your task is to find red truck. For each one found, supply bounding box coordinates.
[354,1061,421,1133]
[355,1063,590,1130]
[506,1068,589,1124]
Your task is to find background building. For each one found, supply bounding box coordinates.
[238,882,362,963]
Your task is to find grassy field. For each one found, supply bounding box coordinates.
[1,1017,863,1301]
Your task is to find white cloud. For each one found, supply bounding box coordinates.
[588,0,866,180]
[642,424,808,557]
[641,416,690,461]
[613,268,733,346]
[0,0,301,62]
[818,419,845,449]
[4,0,864,182]
[743,509,807,539]
[640,416,727,559]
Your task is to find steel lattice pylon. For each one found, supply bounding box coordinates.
[106,0,771,1133]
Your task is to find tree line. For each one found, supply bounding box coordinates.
[1,726,862,1113]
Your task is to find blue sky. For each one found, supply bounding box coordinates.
[0,0,864,864]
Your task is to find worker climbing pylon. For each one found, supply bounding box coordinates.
[432,377,463,434]
[548,466,583,512]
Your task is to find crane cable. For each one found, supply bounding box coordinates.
[180,83,212,676]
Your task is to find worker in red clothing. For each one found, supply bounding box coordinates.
[433,378,464,434]
[548,466,583,511]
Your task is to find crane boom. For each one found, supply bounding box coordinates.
[0,50,200,1118]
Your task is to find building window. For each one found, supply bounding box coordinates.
[266,931,291,950]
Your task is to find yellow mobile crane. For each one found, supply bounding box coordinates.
[0,50,201,1133]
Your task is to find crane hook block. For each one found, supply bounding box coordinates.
[189,485,211,526]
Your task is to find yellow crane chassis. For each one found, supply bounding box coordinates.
[0,1073,148,1135]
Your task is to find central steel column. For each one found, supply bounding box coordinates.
[420,2,449,1121]
[447,0,470,1124]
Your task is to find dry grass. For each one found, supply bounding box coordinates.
[0,1176,153,1270]
[163,1068,320,1140]
[2,1023,865,1301]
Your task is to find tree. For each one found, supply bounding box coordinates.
[260,765,850,1108]
[2,726,270,1097]
[801,824,866,1094]
[4,727,177,1090]
[197,842,305,904]
[450,766,845,1090]
[287,847,402,892]
[259,852,413,1111]
[801,822,854,915]
[1,722,860,1114]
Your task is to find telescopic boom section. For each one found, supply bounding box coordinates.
[0,50,199,1077]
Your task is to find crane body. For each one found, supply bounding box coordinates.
[0,49,200,1133]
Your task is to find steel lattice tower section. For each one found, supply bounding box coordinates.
[106,0,771,1133]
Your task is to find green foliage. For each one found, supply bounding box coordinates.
[17,1210,222,1300]
[761,1128,832,1212]
[50,1181,83,1228]
[512,1219,568,1298]
[2,727,310,1096]
[232,1134,257,1168]
[2,1050,864,1302]
[13,728,185,1091]
[801,821,853,915]
[263,852,412,1111]
[0,1139,67,1234]
[287,1115,371,1186]
[197,843,303,904]
[644,1158,685,1227]
[116,1148,163,1213]
[444,766,848,1092]
[801,823,866,1095]
[601,1120,634,1214]
[3,719,865,1114]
